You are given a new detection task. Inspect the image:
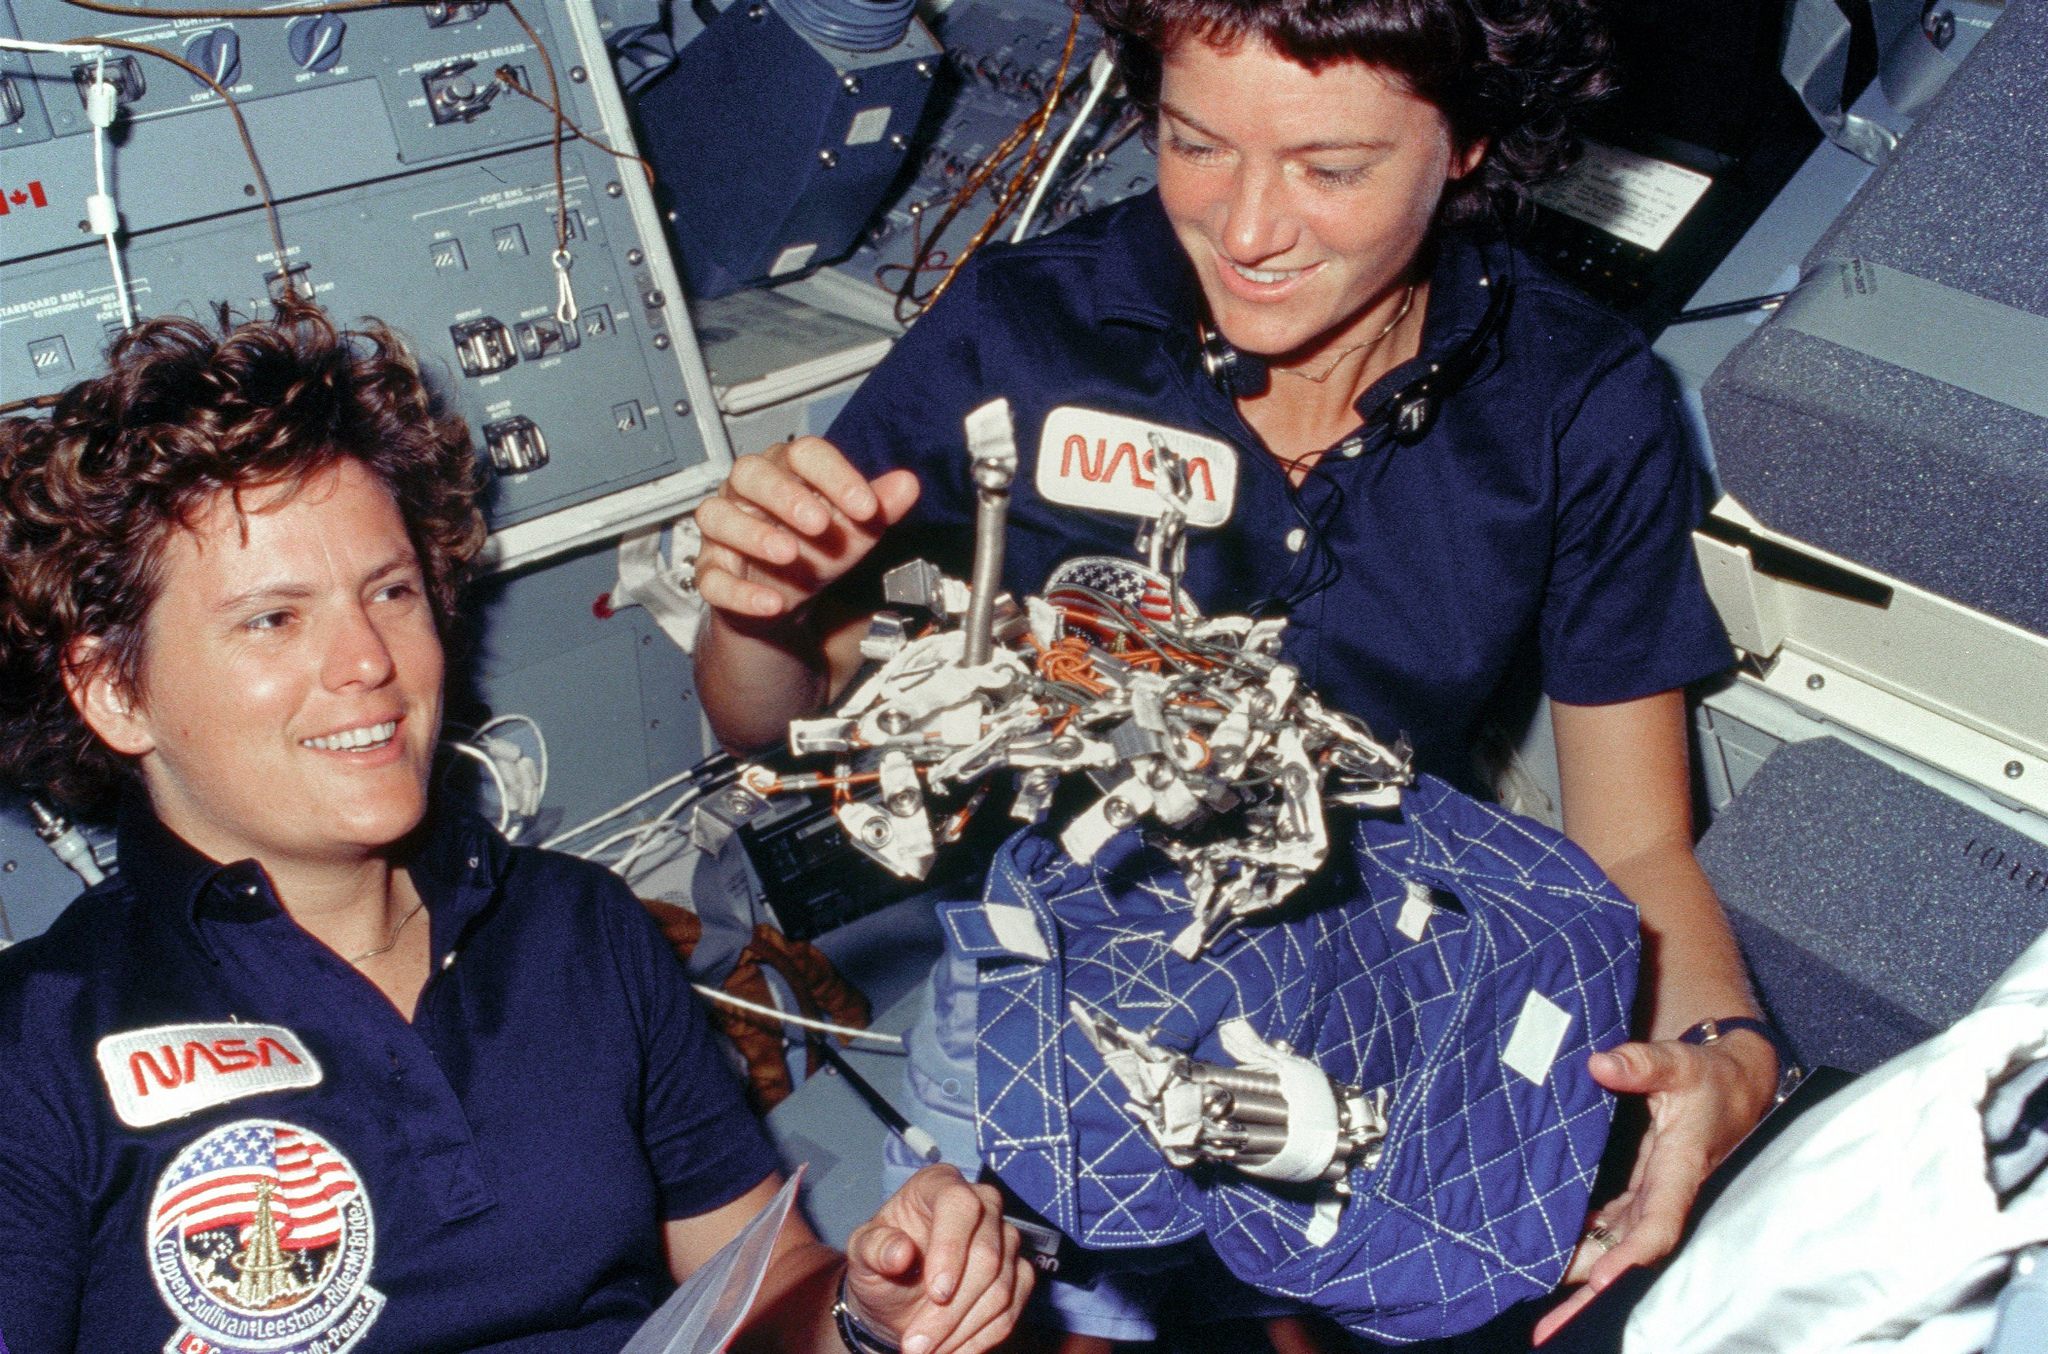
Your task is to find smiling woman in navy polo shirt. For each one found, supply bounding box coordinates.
[691,0,1785,1346]
[0,306,1033,1354]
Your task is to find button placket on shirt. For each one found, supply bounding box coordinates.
[205,868,498,1225]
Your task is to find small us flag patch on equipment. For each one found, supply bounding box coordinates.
[1046,556,1199,628]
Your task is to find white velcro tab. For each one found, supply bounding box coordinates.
[1396,879,1436,941]
[1036,407,1238,526]
[97,1023,322,1129]
[1501,991,1573,1087]
[1304,1192,1343,1247]
[983,902,1052,963]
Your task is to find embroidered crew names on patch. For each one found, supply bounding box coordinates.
[148,1120,382,1354]
[1035,407,1239,526]
[98,1024,322,1129]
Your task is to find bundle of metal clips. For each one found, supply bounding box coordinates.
[697,397,1415,960]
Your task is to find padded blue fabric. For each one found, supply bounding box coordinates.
[951,776,1640,1342]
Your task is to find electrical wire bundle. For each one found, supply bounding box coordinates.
[876,10,1098,323]
[440,713,550,839]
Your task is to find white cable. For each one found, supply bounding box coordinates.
[1011,48,1118,245]
[610,783,706,879]
[569,783,712,868]
[542,767,705,851]
[84,53,136,331]
[609,826,670,879]
[691,983,906,1049]
[0,37,106,56]
[578,820,664,863]
[476,713,549,806]
[444,740,513,834]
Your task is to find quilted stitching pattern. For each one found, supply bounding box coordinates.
[968,777,1640,1341]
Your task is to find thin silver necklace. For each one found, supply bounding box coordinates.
[348,896,427,965]
[1277,283,1417,385]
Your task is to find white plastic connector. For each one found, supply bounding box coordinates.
[478,734,544,823]
[84,78,119,127]
[85,192,119,237]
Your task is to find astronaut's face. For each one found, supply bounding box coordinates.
[1155,35,1483,366]
[80,460,445,872]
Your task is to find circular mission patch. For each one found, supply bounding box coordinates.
[147,1118,383,1354]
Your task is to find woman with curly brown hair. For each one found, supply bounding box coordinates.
[0,308,1032,1354]
[687,0,1783,1347]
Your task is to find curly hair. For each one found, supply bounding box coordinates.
[1081,0,1616,228]
[0,304,487,814]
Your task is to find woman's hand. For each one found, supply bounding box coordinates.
[695,436,921,626]
[1532,1030,1779,1343]
[692,437,922,750]
[843,1164,1034,1354]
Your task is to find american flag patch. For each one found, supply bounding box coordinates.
[151,1122,358,1248]
[1046,556,1200,628]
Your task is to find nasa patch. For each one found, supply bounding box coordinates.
[98,1024,322,1129]
[1035,407,1238,526]
[148,1119,381,1354]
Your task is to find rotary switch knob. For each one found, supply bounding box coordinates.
[286,13,347,73]
[184,28,241,88]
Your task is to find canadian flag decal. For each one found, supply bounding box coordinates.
[0,181,51,215]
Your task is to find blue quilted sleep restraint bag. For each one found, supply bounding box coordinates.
[939,775,1640,1342]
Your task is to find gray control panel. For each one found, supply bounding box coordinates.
[0,0,728,528]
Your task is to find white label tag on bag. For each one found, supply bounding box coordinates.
[1500,992,1572,1086]
[1396,880,1436,941]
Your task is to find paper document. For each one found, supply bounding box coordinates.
[620,1169,804,1354]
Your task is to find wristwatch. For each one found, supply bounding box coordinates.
[1678,1015,1804,1105]
[834,1272,902,1354]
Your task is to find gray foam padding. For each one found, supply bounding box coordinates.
[1697,737,2048,1074]
[1701,6,2048,638]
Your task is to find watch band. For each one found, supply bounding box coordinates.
[1678,1015,1804,1104]
[834,1271,902,1354]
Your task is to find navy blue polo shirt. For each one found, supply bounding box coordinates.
[0,801,779,1354]
[828,192,1730,790]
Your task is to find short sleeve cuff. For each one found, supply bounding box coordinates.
[1543,626,1734,707]
[657,1134,782,1221]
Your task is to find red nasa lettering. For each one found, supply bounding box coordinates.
[1059,435,1218,502]
[1036,407,1239,528]
[130,1037,305,1097]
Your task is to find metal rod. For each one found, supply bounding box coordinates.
[963,398,1018,667]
